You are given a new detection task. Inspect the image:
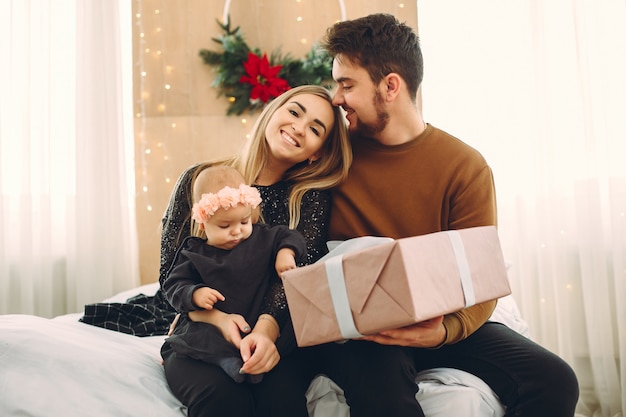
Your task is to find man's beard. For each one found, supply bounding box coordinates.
[353,90,389,137]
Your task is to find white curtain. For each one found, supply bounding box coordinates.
[418,1,625,416]
[0,0,139,318]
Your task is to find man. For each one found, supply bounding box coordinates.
[324,13,579,417]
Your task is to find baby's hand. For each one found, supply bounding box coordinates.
[275,248,297,275]
[192,286,225,310]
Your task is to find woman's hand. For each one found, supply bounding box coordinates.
[238,331,280,375]
[238,314,281,375]
[188,309,251,348]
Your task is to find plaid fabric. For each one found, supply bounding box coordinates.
[78,165,197,337]
[79,290,176,337]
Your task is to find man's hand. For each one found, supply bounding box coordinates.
[359,315,447,348]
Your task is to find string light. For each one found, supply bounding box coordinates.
[135,0,150,213]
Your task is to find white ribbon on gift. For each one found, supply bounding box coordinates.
[321,237,393,340]
[446,230,476,308]
[325,256,362,339]
[321,231,477,340]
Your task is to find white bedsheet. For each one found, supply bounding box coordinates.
[0,313,185,417]
[0,283,528,417]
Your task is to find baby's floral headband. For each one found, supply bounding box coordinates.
[192,184,262,223]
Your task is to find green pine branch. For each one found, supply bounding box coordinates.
[199,17,334,115]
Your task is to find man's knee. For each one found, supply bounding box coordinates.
[540,354,579,410]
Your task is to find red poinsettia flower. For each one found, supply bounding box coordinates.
[239,52,290,103]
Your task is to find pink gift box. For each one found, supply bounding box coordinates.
[282,226,511,347]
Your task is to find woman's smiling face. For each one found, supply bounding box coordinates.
[264,93,335,166]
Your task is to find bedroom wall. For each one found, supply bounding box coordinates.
[133,0,418,284]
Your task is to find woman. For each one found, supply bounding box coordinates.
[160,85,352,417]
[80,85,350,342]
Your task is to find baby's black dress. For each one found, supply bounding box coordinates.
[161,224,306,383]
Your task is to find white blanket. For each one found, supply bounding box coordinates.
[0,283,528,417]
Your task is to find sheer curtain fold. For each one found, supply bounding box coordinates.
[418,1,625,416]
[0,0,138,318]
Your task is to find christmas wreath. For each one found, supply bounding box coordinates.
[199,19,334,115]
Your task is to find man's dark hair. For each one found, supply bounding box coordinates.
[322,13,423,101]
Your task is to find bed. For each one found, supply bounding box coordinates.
[0,282,529,417]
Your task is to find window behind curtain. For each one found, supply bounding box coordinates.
[0,0,139,318]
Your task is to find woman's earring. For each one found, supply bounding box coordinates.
[308,159,313,165]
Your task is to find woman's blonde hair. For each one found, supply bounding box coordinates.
[194,85,352,229]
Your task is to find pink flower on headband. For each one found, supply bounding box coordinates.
[191,184,262,223]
